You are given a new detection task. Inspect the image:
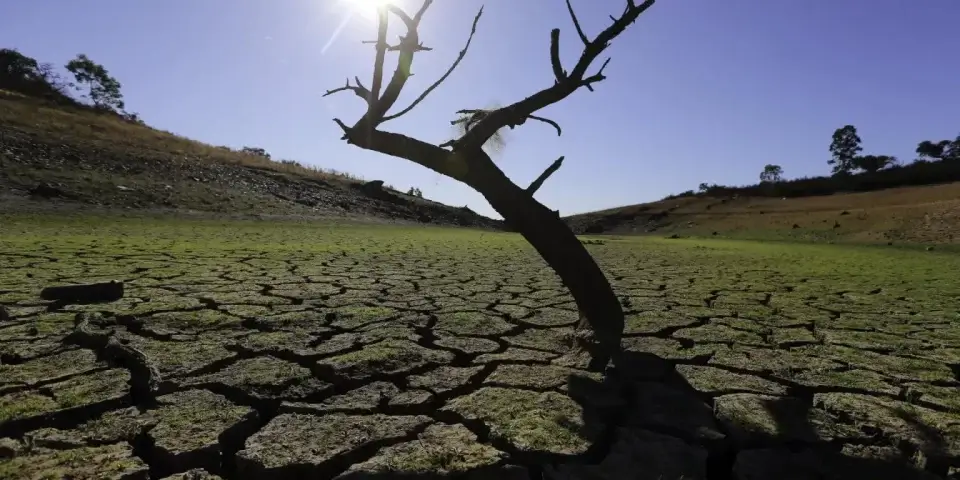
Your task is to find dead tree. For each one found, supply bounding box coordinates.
[324,0,657,369]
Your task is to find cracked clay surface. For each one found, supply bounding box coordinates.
[1,219,958,479]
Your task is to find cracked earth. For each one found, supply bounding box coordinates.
[0,219,958,479]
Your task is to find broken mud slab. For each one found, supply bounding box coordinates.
[778,367,902,396]
[817,345,956,383]
[0,368,130,436]
[474,348,558,364]
[433,311,516,337]
[714,394,868,448]
[179,356,332,403]
[623,311,700,336]
[674,323,767,347]
[676,364,789,396]
[769,327,819,347]
[484,364,602,392]
[0,312,76,344]
[814,393,960,463]
[623,382,725,447]
[280,381,432,415]
[316,339,454,381]
[17,389,257,477]
[39,280,125,304]
[543,427,708,480]
[441,387,603,458]
[24,407,152,447]
[622,336,722,362]
[148,310,246,334]
[354,324,423,345]
[115,332,237,378]
[0,337,66,364]
[229,330,323,358]
[309,332,368,357]
[708,344,842,372]
[143,389,258,476]
[0,437,20,458]
[159,469,224,480]
[0,348,104,393]
[334,423,513,479]
[733,445,943,480]
[243,310,332,333]
[235,413,432,478]
[0,442,149,479]
[408,366,485,395]
[904,383,960,412]
[502,328,570,353]
[518,307,580,327]
[433,335,500,354]
[326,306,399,330]
[821,328,930,352]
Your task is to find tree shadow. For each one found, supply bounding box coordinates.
[333,350,955,479]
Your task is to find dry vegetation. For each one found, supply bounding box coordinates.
[566,181,960,245]
[0,91,376,188]
[1,92,499,225]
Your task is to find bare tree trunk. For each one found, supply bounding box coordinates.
[463,150,623,369]
[322,0,660,369]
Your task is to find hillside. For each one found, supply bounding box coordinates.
[565,182,960,244]
[0,92,501,228]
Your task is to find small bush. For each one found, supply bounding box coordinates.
[695,160,960,199]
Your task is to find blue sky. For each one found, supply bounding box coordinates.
[3,0,959,218]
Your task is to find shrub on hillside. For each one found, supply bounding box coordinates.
[699,159,960,199]
[1,48,78,106]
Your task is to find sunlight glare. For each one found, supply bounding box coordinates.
[338,0,393,22]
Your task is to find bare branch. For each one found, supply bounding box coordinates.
[565,0,590,45]
[581,57,611,92]
[550,29,565,83]
[363,38,433,52]
[453,0,656,151]
[525,115,562,136]
[332,118,351,139]
[382,7,484,122]
[527,156,564,195]
[323,78,371,101]
[354,76,368,93]
[386,4,417,28]
[412,0,432,24]
[453,109,561,137]
[367,0,438,124]
[339,125,465,181]
[368,7,390,107]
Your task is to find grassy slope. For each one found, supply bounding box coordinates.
[0,92,497,227]
[565,181,960,244]
[0,90,363,183]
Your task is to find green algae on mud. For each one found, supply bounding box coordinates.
[1,213,959,478]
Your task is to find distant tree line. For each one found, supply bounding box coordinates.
[671,124,960,200]
[1,47,140,122]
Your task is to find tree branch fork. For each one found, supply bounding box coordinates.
[322,0,655,193]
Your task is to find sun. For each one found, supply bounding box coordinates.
[339,0,394,21]
[322,0,404,55]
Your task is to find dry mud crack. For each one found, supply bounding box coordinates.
[1,225,959,479]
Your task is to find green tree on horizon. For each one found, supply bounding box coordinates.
[66,53,124,112]
[759,164,783,183]
[829,125,863,175]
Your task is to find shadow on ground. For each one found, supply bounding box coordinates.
[331,351,955,480]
